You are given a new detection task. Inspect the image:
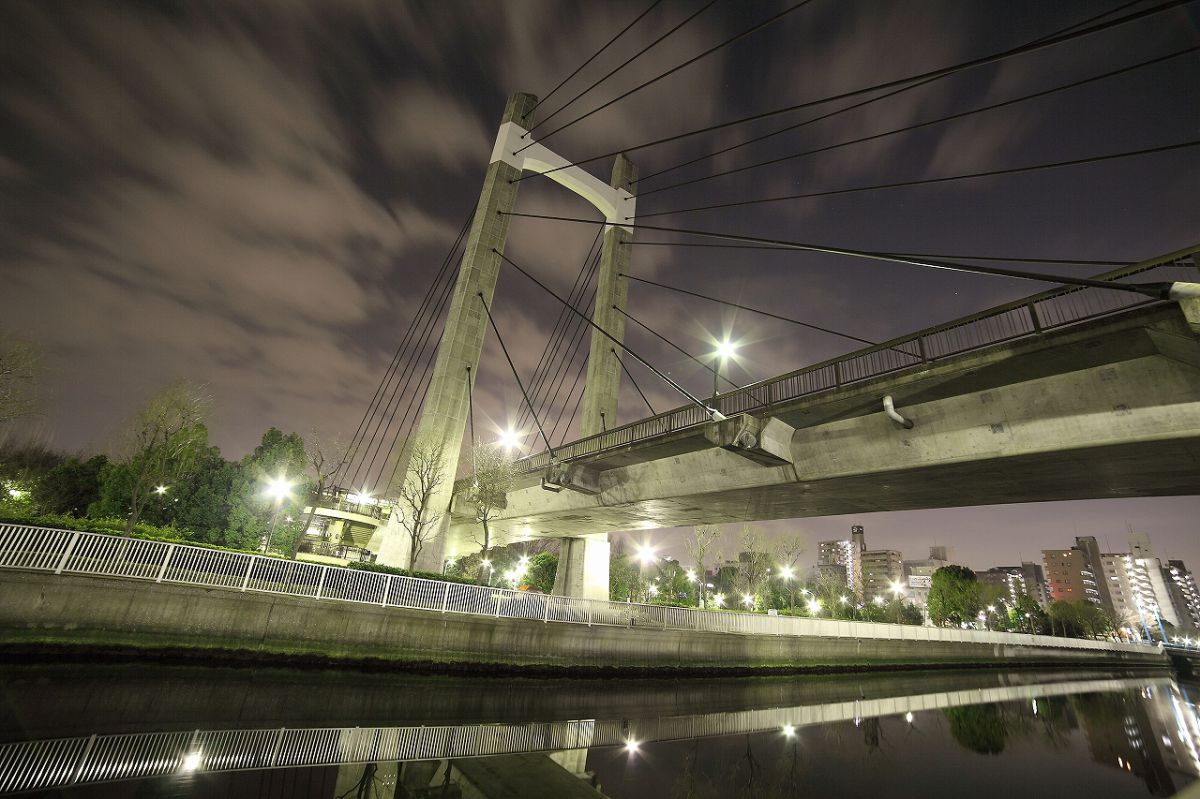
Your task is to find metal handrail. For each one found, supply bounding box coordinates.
[510,245,1199,474]
[0,524,1158,656]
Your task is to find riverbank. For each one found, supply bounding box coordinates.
[0,571,1168,675]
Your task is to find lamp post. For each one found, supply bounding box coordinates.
[262,475,294,553]
[889,580,906,623]
[712,339,736,400]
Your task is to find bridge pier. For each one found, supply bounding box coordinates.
[551,532,610,601]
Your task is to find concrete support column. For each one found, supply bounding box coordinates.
[551,532,611,601]
[552,155,636,599]
[580,153,638,438]
[375,91,537,571]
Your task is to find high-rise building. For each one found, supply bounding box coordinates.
[861,549,903,602]
[1042,545,1103,606]
[818,525,866,597]
[1073,536,1115,610]
[978,564,1045,606]
[1165,560,1200,628]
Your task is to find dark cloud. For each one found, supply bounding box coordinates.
[1,0,1197,567]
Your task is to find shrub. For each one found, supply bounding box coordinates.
[347,561,479,586]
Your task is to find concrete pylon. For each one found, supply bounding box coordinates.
[551,154,637,601]
[374,91,537,571]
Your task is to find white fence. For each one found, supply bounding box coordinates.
[0,524,1158,655]
[0,676,1177,793]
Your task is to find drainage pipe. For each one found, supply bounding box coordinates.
[883,395,913,429]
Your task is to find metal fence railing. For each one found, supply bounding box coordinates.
[0,676,1178,794]
[0,524,1158,657]
[509,246,1199,475]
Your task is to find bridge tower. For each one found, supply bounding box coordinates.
[372,92,635,572]
[552,154,637,600]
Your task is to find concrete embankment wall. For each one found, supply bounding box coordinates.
[0,572,1169,673]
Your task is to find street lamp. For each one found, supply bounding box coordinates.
[261,475,294,553]
[636,543,657,567]
[807,598,822,616]
[154,485,169,496]
[712,338,737,399]
[497,428,520,452]
[889,580,906,623]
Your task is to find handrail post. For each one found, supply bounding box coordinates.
[543,598,551,624]
[240,555,255,592]
[587,605,593,627]
[268,728,285,768]
[441,582,450,614]
[155,544,176,583]
[67,733,98,785]
[1027,301,1042,334]
[917,336,928,363]
[54,531,81,575]
[833,360,842,388]
[382,574,393,606]
[315,566,327,599]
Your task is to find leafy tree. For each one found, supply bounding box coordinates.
[467,442,514,582]
[0,331,39,425]
[684,524,722,607]
[167,447,237,542]
[106,381,210,535]
[31,455,107,516]
[526,552,558,593]
[1009,593,1049,634]
[224,428,309,552]
[609,542,643,602]
[392,436,448,571]
[928,565,981,626]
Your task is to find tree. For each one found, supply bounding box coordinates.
[467,442,514,582]
[684,524,722,607]
[108,382,209,535]
[526,552,558,593]
[945,705,1007,755]
[928,565,981,626]
[0,331,39,425]
[732,526,772,608]
[609,541,642,602]
[291,432,347,559]
[33,455,107,516]
[393,436,447,571]
[224,428,310,552]
[1009,593,1049,634]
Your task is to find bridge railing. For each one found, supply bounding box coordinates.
[513,246,1199,474]
[0,524,1158,656]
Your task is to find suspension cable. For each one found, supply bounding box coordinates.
[619,274,926,358]
[521,0,816,149]
[623,240,1133,265]
[519,0,722,144]
[512,0,1194,185]
[636,0,1156,183]
[492,247,725,418]
[616,307,771,405]
[341,210,472,488]
[615,347,656,415]
[477,293,556,455]
[635,138,1200,219]
[548,356,591,445]
[500,212,1182,298]
[525,0,666,123]
[638,46,1199,198]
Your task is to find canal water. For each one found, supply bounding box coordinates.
[0,663,1195,797]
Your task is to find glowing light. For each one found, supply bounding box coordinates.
[348,491,374,505]
[504,569,521,584]
[263,476,293,502]
[497,429,520,451]
[889,580,905,597]
[648,584,659,597]
[777,566,794,581]
[517,555,530,571]
[624,739,640,754]
[481,559,492,569]
[715,339,737,360]
[839,595,849,605]
[807,599,822,614]
[636,544,657,566]
[987,605,996,613]
[686,569,697,582]
[905,711,914,723]
[181,751,202,772]
[6,489,22,499]
[873,596,885,606]
[713,593,726,608]
[742,593,755,608]
[154,485,168,496]
[782,724,796,738]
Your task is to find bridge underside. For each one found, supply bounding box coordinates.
[448,305,1200,550]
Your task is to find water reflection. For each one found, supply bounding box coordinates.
[0,665,1195,797]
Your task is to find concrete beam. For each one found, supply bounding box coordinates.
[704,413,796,465]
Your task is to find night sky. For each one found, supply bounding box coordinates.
[1,1,1198,571]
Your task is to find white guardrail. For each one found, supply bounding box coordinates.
[0,524,1160,654]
